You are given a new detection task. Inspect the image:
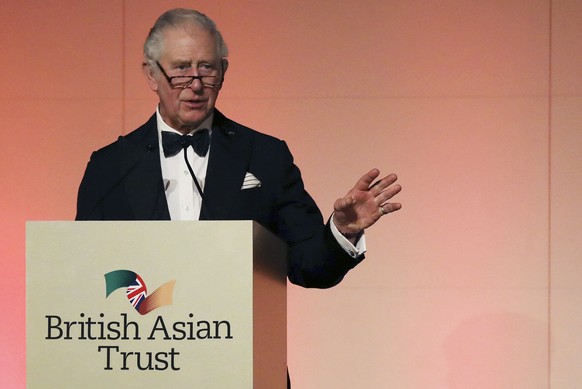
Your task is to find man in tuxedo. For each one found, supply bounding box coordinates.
[76,8,401,385]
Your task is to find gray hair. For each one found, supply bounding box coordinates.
[143,8,228,70]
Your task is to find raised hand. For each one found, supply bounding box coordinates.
[332,169,402,238]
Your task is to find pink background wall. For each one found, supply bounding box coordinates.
[1,1,581,387]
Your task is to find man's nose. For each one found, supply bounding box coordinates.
[187,77,204,91]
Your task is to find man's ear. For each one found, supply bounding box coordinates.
[142,62,159,92]
[221,58,229,81]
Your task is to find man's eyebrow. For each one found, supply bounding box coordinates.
[169,59,193,67]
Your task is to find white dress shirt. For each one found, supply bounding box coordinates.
[156,108,213,221]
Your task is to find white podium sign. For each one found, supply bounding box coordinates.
[26,221,287,388]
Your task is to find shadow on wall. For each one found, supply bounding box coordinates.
[443,312,547,389]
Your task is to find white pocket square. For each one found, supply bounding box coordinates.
[241,172,261,189]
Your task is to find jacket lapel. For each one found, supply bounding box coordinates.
[122,115,171,220]
[202,110,253,220]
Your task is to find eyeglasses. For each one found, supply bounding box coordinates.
[156,61,224,89]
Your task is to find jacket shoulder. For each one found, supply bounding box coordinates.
[89,114,157,160]
[214,110,285,148]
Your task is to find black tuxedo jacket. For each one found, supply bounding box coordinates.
[76,110,363,287]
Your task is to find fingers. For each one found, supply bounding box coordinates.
[342,169,402,214]
[351,169,401,208]
[379,205,389,215]
[375,180,402,203]
[379,202,402,216]
[353,168,400,192]
[369,173,398,194]
[353,169,381,191]
[371,172,402,216]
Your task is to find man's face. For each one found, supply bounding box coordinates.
[144,25,227,133]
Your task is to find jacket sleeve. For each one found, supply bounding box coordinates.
[269,140,364,288]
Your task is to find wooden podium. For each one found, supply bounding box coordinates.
[26,221,287,388]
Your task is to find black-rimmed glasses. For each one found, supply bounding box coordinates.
[156,61,223,89]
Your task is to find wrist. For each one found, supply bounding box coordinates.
[339,229,363,241]
[332,213,362,241]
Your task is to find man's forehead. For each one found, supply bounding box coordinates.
[160,25,219,59]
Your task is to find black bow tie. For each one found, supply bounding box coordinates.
[162,129,210,158]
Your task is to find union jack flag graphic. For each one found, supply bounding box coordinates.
[105,270,175,315]
[126,274,147,310]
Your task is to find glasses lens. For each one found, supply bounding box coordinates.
[201,76,220,86]
[170,76,220,88]
[170,77,193,88]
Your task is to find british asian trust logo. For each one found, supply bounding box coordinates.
[105,270,175,315]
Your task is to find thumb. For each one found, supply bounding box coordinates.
[334,196,354,213]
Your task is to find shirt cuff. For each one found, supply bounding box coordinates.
[330,216,367,259]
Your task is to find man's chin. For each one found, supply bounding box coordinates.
[178,113,211,129]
